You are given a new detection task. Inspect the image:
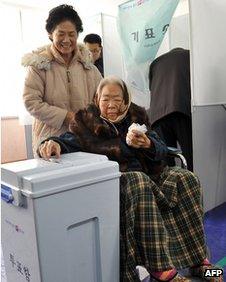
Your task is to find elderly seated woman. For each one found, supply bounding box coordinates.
[38,76,222,282]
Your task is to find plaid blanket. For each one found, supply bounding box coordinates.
[120,166,207,281]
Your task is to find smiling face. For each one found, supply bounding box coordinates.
[49,20,78,62]
[99,83,125,121]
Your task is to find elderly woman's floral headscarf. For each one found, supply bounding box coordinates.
[94,76,132,123]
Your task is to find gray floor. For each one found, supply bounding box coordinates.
[179,268,203,281]
[1,257,205,282]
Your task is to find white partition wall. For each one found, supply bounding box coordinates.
[189,0,226,211]
[189,0,226,106]
[192,105,226,211]
[80,13,125,79]
[101,14,125,78]
[169,14,189,50]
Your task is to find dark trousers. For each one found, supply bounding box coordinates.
[152,112,193,171]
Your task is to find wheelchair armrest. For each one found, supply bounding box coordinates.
[167,146,182,156]
[167,147,188,170]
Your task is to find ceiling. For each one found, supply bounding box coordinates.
[1,0,188,20]
[1,0,126,17]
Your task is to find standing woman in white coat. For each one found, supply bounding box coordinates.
[22,4,102,155]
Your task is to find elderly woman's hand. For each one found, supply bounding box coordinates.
[126,130,151,149]
[38,140,61,160]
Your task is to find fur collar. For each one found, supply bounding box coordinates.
[68,103,152,172]
[70,103,150,138]
[21,43,93,70]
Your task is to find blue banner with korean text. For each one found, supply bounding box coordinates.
[117,0,179,106]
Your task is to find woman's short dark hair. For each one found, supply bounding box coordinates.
[46,4,83,33]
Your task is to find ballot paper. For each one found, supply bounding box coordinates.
[126,123,147,145]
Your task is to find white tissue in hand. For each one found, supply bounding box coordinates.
[126,123,147,145]
[128,123,147,133]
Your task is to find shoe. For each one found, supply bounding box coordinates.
[189,264,223,282]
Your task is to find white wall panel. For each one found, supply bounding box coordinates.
[189,0,226,105]
[193,106,226,211]
[190,0,226,211]
[102,14,125,78]
[169,14,189,50]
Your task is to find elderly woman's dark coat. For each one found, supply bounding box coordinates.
[42,102,208,282]
[46,102,168,175]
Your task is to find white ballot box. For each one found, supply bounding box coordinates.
[1,152,121,282]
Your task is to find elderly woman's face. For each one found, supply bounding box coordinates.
[99,83,125,121]
[49,20,78,57]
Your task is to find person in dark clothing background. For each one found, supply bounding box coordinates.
[148,48,193,171]
[84,33,104,77]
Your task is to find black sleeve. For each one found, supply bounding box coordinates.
[40,132,82,154]
[142,130,168,161]
[132,106,168,161]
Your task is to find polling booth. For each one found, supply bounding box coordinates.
[1,152,121,282]
[1,2,226,282]
[117,0,226,211]
[189,0,226,211]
